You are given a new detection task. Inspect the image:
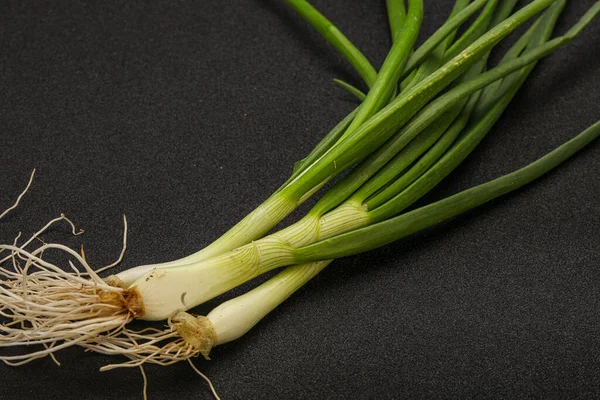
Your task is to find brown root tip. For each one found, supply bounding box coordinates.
[171,311,217,360]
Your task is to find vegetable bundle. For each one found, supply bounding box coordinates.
[1,0,599,398]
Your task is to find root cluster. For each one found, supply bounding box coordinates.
[0,172,219,399]
[0,216,203,371]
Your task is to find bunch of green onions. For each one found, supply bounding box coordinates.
[1,0,599,386]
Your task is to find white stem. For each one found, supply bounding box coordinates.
[208,260,331,345]
[131,200,370,320]
[132,236,296,320]
[115,191,297,286]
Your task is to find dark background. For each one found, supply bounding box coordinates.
[1,0,599,399]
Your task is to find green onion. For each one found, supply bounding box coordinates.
[0,0,598,378]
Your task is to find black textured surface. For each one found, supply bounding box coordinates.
[1,1,599,399]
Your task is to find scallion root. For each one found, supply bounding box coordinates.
[87,322,223,400]
[71,312,213,371]
[0,242,134,365]
[0,186,137,365]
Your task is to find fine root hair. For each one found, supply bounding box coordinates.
[1,176,134,365]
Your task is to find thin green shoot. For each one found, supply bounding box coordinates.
[284,0,378,88]
[386,0,407,41]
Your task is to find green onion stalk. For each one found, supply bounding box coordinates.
[110,0,559,287]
